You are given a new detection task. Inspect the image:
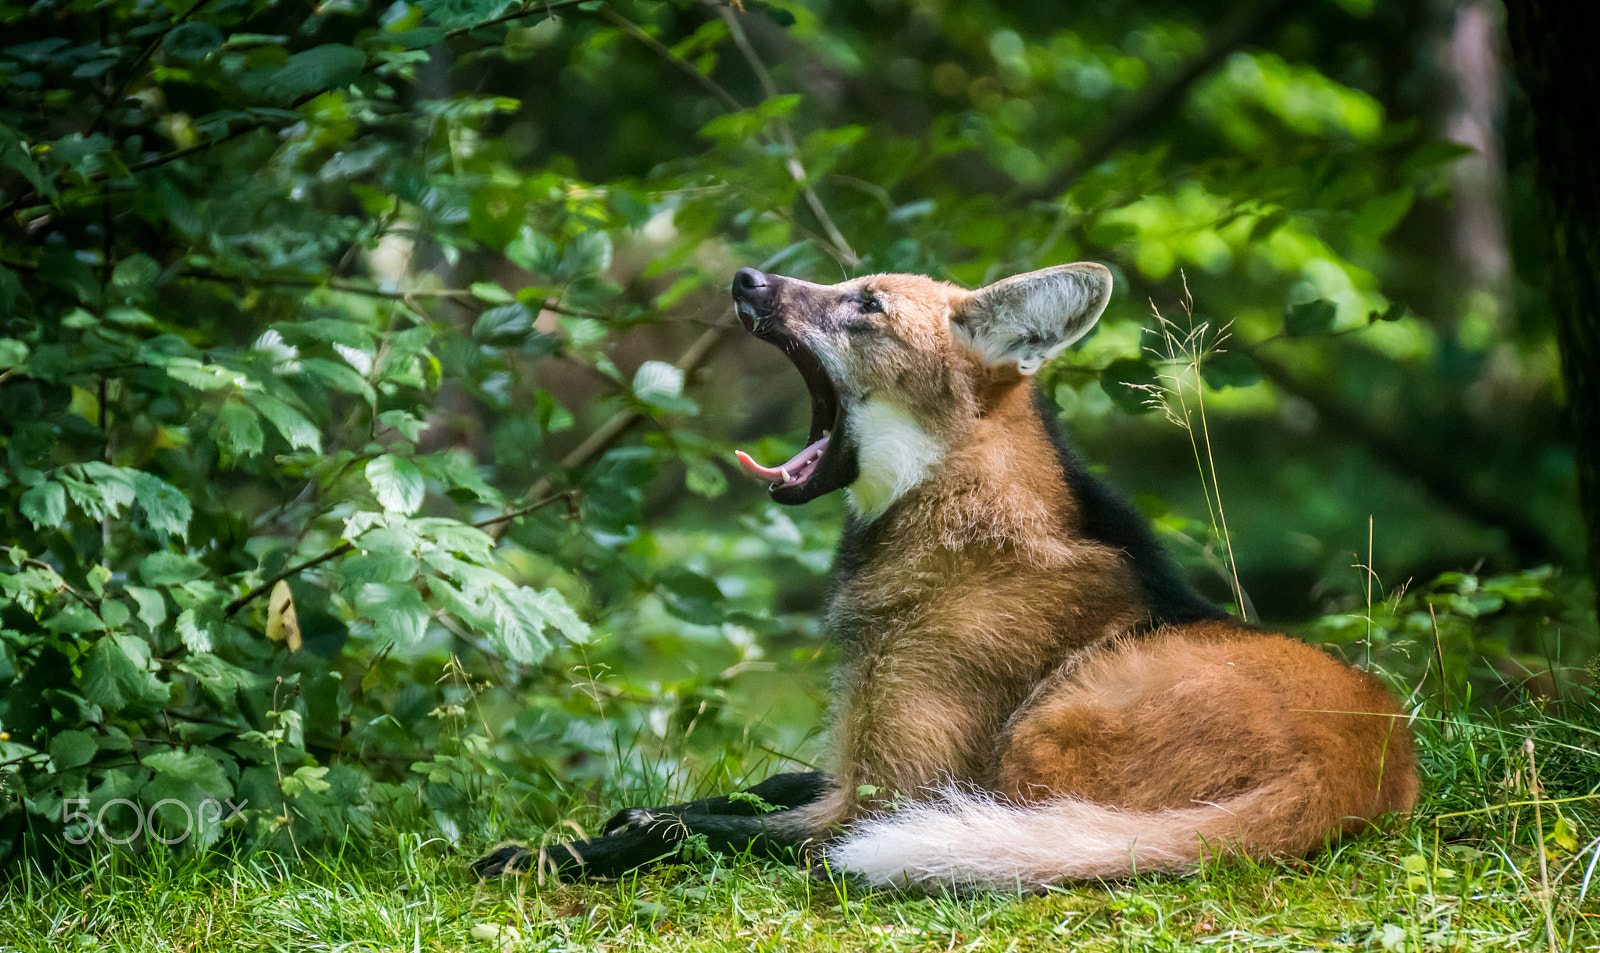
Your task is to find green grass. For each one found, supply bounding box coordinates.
[3,696,1597,952]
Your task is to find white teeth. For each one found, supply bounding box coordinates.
[779,468,791,483]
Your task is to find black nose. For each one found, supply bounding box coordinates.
[732,267,768,298]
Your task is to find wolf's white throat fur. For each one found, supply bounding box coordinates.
[845,397,944,521]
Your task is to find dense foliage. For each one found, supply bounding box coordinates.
[0,0,1591,865]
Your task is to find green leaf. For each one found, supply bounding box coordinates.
[357,583,429,645]
[164,21,224,62]
[683,456,726,499]
[1284,299,1337,337]
[174,607,213,653]
[79,461,138,516]
[45,605,104,633]
[20,482,65,529]
[98,600,130,630]
[484,586,588,664]
[340,550,420,586]
[176,654,261,698]
[281,764,331,797]
[1099,358,1159,414]
[245,392,323,452]
[381,411,431,445]
[82,635,166,714]
[0,336,28,369]
[215,401,265,458]
[263,44,366,103]
[366,454,425,515]
[472,303,534,345]
[131,471,192,540]
[505,227,560,275]
[49,132,112,179]
[139,551,206,586]
[656,567,726,625]
[560,230,612,279]
[111,254,161,297]
[1200,351,1262,390]
[144,748,229,794]
[469,281,514,303]
[1349,188,1413,240]
[163,357,236,391]
[297,357,375,401]
[633,360,696,415]
[49,730,97,770]
[1403,139,1474,173]
[1,142,52,202]
[127,587,168,631]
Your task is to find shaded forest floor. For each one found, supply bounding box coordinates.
[3,696,1597,952]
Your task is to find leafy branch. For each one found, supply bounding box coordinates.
[223,489,580,618]
[0,547,96,609]
[600,4,858,266]
[1,0,608,217]
[178,268,612,321]
[1020,0,1297,200]
[87,0,218,136]
[488,323,730,540]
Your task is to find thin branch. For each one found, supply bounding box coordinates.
[1252,353,1562,563]
[713,1,857,266]
[448,0,605,40]
[177,268,612,320]
[0,547,98,609]
[1017,0,1297,202]
[471,489,579,531]
[1,0,607,216]
[223,542,354,618]
[602,4,857,267]
[88,0,218,135]
[489,322,731,540]
[598,6,743,112]
[223,488,582,618]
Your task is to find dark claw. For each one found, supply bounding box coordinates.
[471,842,535,879]
[472,840,593,881]
[602,807,657,836]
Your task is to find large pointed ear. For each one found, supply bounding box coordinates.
[950,262,1112,375]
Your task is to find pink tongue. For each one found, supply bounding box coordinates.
[735,434,830,486]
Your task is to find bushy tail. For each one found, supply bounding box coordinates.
[826,779,1328,890]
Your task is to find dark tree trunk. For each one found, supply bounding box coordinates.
[1505,2,1600,614]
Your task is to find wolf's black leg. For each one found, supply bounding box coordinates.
[601,770,831,835]
[536,810,818,880]
[471,772,833,880]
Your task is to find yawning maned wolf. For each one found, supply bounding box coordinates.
[475,263,1417,890]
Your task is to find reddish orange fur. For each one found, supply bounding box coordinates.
[743,267,1417,882]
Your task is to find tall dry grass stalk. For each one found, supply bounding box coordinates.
[1136,283,1250,622]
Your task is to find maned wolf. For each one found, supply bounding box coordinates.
[474,263,1418,890]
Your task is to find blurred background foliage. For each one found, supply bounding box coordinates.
[0,0,1592,864]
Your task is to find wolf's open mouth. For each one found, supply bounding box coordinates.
[735,432,829,487]
[732,292,855,504]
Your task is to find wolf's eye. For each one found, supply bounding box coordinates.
[858,292,884,314]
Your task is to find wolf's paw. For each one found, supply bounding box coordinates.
[471,842,534,879]
[601,807,657,836]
